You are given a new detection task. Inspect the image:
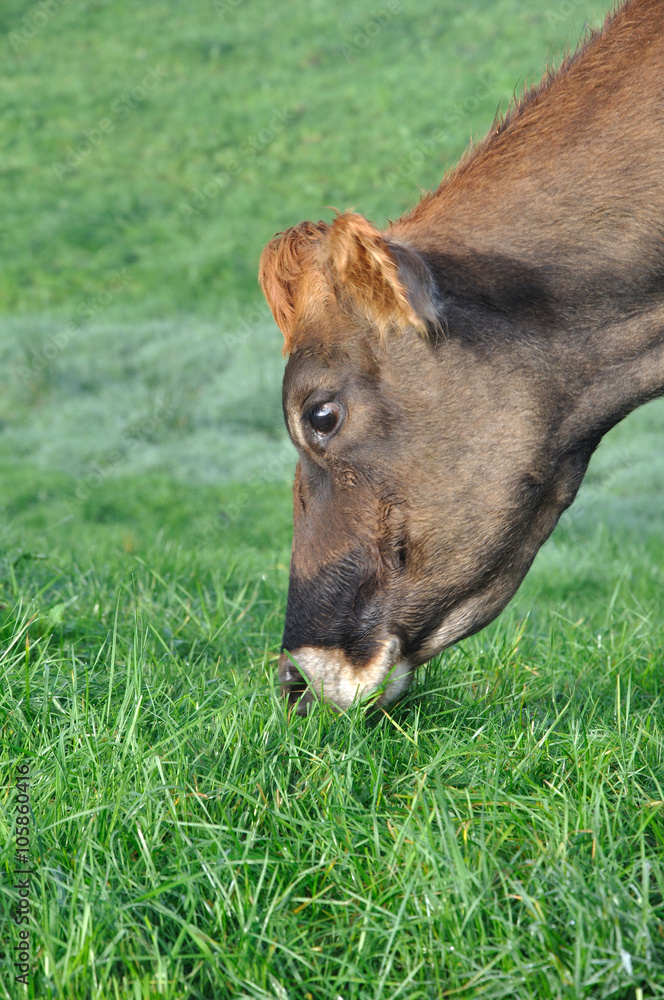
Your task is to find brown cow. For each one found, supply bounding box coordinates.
[259,0,664,713]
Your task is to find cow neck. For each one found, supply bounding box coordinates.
[390,0,664,449]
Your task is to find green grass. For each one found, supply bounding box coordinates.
[0,320,663,999]
[1,495,663,999]
[1,0,613,317]
[2,0,664,997]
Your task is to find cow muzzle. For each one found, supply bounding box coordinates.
[278,637,413,714]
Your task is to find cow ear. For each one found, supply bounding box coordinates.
[323,212,438,335]
[259,220,330,353]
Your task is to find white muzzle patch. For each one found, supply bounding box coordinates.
[280,637,413,712]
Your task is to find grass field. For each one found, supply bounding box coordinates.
[2,0,664,998]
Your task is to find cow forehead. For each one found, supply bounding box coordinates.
[289,296,363,353]
[283,327,381,399]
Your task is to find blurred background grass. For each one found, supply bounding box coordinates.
[1,0,615,316]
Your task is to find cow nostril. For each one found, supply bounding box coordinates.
[279,655,311,710]
[395,537,408,572]
[291,689,315,715]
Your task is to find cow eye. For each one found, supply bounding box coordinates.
[308,401,341,436]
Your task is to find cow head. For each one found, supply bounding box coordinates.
[259,212,591,713]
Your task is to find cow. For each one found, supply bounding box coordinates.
[259,0,664,714]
